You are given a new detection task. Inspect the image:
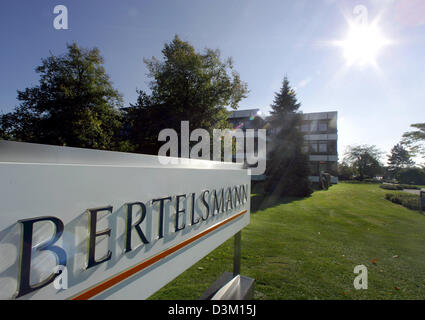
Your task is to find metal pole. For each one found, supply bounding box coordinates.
[420,191,424,214]
[233,231,242,276]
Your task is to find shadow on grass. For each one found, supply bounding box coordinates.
[340,180,381,185]
[250,193,309,213]
[250,181,316,213]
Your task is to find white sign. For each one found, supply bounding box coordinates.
[0,141,250,300]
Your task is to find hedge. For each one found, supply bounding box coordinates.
[380,184,421,191]
[385,192,421,211]
[380,184,403,190]
[399,184,421,190]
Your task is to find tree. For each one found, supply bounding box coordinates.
[338,161,355,180]
[123,35,248,155]
[344,145,384,180]
[396,167,425,185]
[1,43,130,151]
[402,123,425,163]
[264,77,312,197]
[269,76,301,120]
[0,115,12,140]
[387,143,414,178]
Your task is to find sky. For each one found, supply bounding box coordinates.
[1,0,424,163]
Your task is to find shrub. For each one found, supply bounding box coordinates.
[380,184,403,190]
[363,178,383,184]
[380,184,421,190]
[338,163,354,181]
[320,172,331,190]
[385,193,420,211]
[396,168,425,185]
[398,184,421,190]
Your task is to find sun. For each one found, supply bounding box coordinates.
[336,20,391,67]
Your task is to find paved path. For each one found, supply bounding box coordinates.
[403,189,425,195]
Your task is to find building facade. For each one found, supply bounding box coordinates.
[228,109,261,130]
[300,111,338,184]
[228,109,338,184]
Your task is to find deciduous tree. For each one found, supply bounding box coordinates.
[1,43,129,151]
[402,123,425,164]
[344,145,383,180]
[123,35,248,155]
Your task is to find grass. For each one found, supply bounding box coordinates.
[149,182,425,300]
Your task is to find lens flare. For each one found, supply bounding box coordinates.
[334,19,391,68]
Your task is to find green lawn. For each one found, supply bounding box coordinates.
[150,183,425,300]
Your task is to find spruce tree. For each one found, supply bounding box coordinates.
[265,77,312,197]
[269,77,301,118]
[387,143,414,178]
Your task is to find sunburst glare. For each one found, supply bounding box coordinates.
[334,18,392,68]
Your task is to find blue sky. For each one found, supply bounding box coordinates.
[1,0,424,162]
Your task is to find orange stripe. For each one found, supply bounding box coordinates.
[71,209,248,300]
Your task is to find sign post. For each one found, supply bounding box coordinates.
[233,231,242,276]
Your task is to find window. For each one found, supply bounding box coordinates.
[308,142,327,153]
[319,121,328,131]
[310,122,318,132]
[301,124,309,132]
[328,141,337,154]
